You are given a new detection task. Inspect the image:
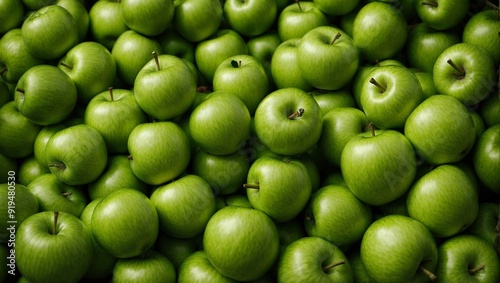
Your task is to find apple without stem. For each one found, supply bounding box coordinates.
[121,0,174,36]
[473,124,500,194]
[88,0,128,50]
[223,0,277,37]
[173,0,223,42]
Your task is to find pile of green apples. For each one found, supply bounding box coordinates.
[0,0,499,282]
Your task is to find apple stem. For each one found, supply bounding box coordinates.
[446,59,466,79]
[243,183,260,190]
[322,260,346,272]
[0,66,6,76]
[59,62,73,70]
[288,108,305,119]
[152,51,161,71]
[329,33,342,45]
[127,155,133,160]
[419,266,437,281]
[468,264,485,275]
[369,78,386,92]
[368,122,376,137]
[48,163,66,170]
[295,0,302,12]
[421,2,438,7]
[485,0,499,11]
[108,87,114,101]
[52,211,59,236]
[62,192,73,197]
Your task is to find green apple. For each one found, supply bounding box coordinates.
[304,185,372,248]
[17,211,93,283]
[223,0,277,37]
[58,41,116,104]
[246,31,281,89]
[465,202,500,252]
[88,0,128,50]
[0,0,24,33]
[111,30,163,85]
[84,87,147,153]
[254,87,323,156]
[376,193,410,218]
[33,123,67,170]
[191,149,250,196]
[121,0,174,36]
[135,53,197,121]
[347,247,375,283]
[277,1,329,42]
[463,8,500,66]
[156,29,196,63]
[0,183,38,244]
[404,94,476,165]
[407,164,479,238]
[56,0,89,42]
[277,236,354,282]
[189,91,251,155]
[178,250,236,283]
[21,5,79,60]
[405,23,460,73]
[314,0,360,16]
[352,1,407,61]
[151,174,216,238]
[173,0,223,42]
[415,0,469,30]
[88,155,149,200]
[128,121,191,185]
[473,124,500,194]
[45,124,108,185]
[0,28,44,84]
[436,235,500,282]
[360,65,424,129]
[92,189,159,258]
[471,109,486,139]
[276,217,307,248]
[15,64,77,126]
[79,198,117,280]
[0,101,42,159]
[22,0,56,10]
[155,232,200,270]
[413,71,438,99]
[245,155,312,222]
[113,250,176,282]
[298,26,359,90]
[360,214,438,283]
[433,43,496,106]
[17,156,50,186]
[479,92,500,128]
[0,153,17,184]
[203,206,280,281]
[194,29,248,82]
[212,55,269,115]
[310,88,356,117]
[28,173,87,217]
[271,38,314,92]
[341,127,417,206]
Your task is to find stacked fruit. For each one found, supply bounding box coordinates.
[0,0,499,282]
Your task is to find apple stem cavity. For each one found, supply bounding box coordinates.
[0,66,6,76]
[230,60,242,68]
[48,163,66,170]
[152,51,161,71]
[62,192,73,197]
[369,78,386,92]
[446,59,466,79]
[288,108,305,119]
[329,32,342,45]
[52,211,59,236]
[15,87,25,94]
[468,264,485,275]
[108,87,114,101]
[243,183,260,190]
[295,0,302,12]
[322,260,346,272]
[59,62,73,70]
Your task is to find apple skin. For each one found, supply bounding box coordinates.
[406,164,479,238]
[277,1,330,42]
[121,0,174,36]
[155,232,200,270]
[277,236,354,282]
[465,202,500,253]
[128,121,191,185]
[88,0,129,50]
[16,211,94,283]
[45,124,108,186]
[360,214,438,283]
[28,173,88,218]
[352,2,407,61]
[0,183,39,244]
[84,88,147,154]
[0,28,44,84]
[310,89,356,117]
[405,23,460,74]
[91,189,159,259]
[113,250,176,283]
[0,0,24,33]
[150,174,216,239]
[473,124,500,194]
[203,206,280,281]
[173,0,223,42]
[413,71,438,99]
[15,64,78,126]
[189,91,251,155]
[33,123,68,170]
[223,0,277,37]
[246,32,281,91]
[178,250,237,283]
[58,41,116,104]
[0,101,42,159]
[254,87,323,156]
[341,129,417,206]
[156,29,196,63]
[298,26,359,90]
[463,9,500,66]
[404,95,476,165]
[415,0,469,30]
[17,155,50,186]
[479,92,500,128]
[436,235,500,283]
[314,0,360,16]
[433,43,496,107]
[21,5,79,60]
[56,0,89,42]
